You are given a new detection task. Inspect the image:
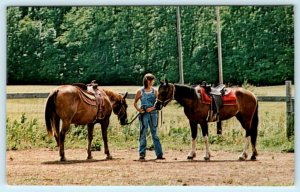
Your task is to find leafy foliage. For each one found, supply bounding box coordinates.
[7,6,294,85]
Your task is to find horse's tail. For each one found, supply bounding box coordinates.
[251,102,259,155]
[45,90,60,139]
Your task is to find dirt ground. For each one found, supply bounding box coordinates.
[6,148,294,186]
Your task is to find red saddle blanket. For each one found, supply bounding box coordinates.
[199,87,237,105]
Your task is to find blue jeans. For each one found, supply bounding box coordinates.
[139,111,163,157]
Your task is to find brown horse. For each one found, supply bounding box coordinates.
[155,80,258,161]
[45,85,128,161]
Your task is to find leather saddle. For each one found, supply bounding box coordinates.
[198,82,237,122]
[199,86,237,105]
[199,82,236,105]
[73,82,105,120]
[201,81,225,96]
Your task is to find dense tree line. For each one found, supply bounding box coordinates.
[7,6,294,85]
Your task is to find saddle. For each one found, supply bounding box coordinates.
[73,81,106,120]
[199,82,237,122]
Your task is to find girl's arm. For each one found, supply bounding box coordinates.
[133,89,144,113]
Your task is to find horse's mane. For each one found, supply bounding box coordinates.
[102,89,122,102]
[174,84,198,100]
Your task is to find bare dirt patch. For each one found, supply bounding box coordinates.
[6,148,294,186]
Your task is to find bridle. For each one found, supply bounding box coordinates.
[115,101,127,120]
[156,83,175,107]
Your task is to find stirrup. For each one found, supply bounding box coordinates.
[206,111,219,122]
[213,113,219,122]
[206,111,213,122]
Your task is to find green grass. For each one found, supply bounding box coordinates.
[6,84,295,96]
[6,85,294,153]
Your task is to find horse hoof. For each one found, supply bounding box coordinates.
[204,156,210,161]
[106,155,113,160]
[187,156,194,160]
[187,152,196,160]
[239,153,248,161]
[187,153,196,160]
[60,157,66,161]
[250,155,257,161]
[87,156,93,160]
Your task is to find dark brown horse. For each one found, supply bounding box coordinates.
[45,85,128,161]
[155,80,258,161]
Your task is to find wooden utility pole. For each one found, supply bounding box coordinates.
[216,6,223,85]
[216,6,223,134]
[176,6,184,84]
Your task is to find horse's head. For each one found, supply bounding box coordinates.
[112,92,128,125]
[155,79,175,110]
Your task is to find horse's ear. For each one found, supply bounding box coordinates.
[159,79,164,85]
[123,92,128,99]
[165,79,169,85]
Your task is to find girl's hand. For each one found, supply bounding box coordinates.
[146,106,155,113]
[138,108,145,113]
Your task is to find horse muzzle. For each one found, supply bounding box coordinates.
[119,118,128,125]
[154,100,163,110]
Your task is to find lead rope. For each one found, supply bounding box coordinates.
[125,112,141,125]
[160,110,163,128]
[144,109,162,128]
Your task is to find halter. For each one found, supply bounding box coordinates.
[116,101,127,120]
[157,84,175,107]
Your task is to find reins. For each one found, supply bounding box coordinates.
[125,112,141,125]
[149,110,162,128]
[125,110,163,127]
[126,85,167,126]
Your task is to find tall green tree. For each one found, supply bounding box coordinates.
[7,6,294,86]
[221,6,294,85]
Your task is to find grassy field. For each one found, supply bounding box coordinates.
[6,84,294,96]
[6,85,294,153]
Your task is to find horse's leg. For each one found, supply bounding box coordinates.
[87,124,94,160]
[187,120,197,160]
[250,105,259,160]
[101,119,112,160]
[236,112,250,160]
[54,135,59,147]
[54,115,60,147]
[59,121,70,161]
[200,123,211,161]
[240,135,250,160]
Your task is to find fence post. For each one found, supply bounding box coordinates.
[286,80,294,139]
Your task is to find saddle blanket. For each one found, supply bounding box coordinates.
[78,88,98,106]
[198,86,237,105]
[76,86,106,120]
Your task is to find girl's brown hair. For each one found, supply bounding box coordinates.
[143,73,155,88]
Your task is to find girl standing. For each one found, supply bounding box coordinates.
[133,73,164,160]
